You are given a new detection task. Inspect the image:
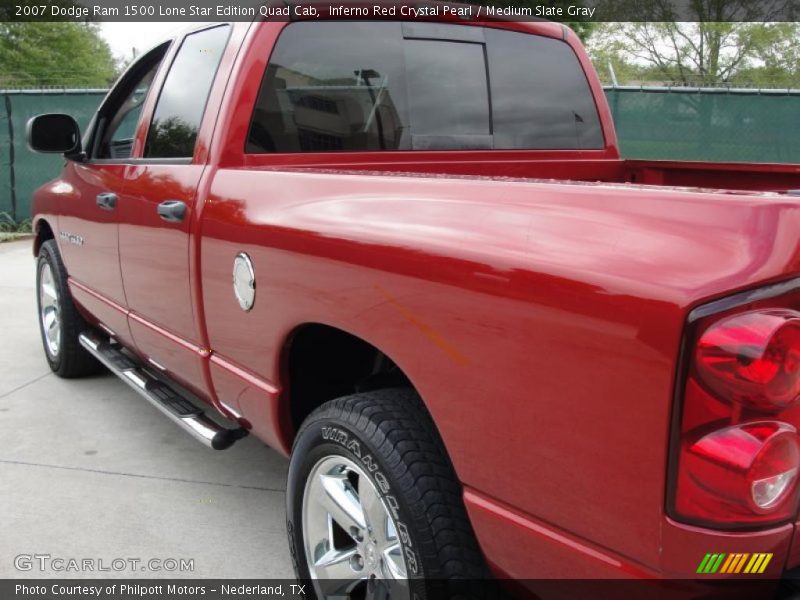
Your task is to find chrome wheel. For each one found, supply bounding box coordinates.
[302,455,409,597]
[39,261,61,358]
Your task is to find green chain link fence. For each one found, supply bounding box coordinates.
[2,87,800,222]
[0,89,105,223]
[606,87,800,165]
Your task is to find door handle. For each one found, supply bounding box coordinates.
[157,200,187,223]
[96,192,117,210]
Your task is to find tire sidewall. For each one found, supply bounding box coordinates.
[287,416,426,594]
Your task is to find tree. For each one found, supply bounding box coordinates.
[589,1,800,86]
[566,20,596,43]
[591,21,800,86]
[0,23,117,88]
[145,117,198,158]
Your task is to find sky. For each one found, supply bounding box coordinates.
[99,22,206,61]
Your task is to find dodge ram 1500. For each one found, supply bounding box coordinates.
[27,3,800,596]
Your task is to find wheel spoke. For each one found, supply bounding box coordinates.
[382,543,407,579]
[314,547,362,580]
[43,310,57,331]
[38,263,62,358]
[50,320,61,343]
[319,472,366,539]
[304,456,410,594]
[359,475,389,543]
[41,282,57,302]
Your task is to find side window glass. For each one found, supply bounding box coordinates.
[145,25,229,158]
[246,22,409,153]
[96,56,162,159]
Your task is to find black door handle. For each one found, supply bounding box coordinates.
[157,200,187,223]
[96,192,117,210]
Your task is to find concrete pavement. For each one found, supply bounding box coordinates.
[0,240,294,579]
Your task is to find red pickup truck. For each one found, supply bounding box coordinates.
[26,6,800,595]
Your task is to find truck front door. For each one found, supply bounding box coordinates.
[60,46,167,344]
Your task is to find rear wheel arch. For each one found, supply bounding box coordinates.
[279,322,447,450]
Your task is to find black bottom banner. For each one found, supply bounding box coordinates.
[4,578,800,600]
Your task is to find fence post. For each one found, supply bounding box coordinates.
[3,93,16,222]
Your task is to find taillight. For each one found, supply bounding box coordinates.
[683,422,800,512]
[696,310,800,411]
[670,279,800,528]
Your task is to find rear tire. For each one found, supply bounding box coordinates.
[286,388,490,599]
[36,239,102,378]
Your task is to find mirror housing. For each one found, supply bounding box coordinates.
[26,114,83,158]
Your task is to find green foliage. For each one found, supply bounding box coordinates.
[565,20,596,43]
[0,212,32,233]
[587,0,800,86]
[145,118,198,158]
[0,22,117,88]
[589,21,800,87]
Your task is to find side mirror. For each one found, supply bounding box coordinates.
[26,114,83,157]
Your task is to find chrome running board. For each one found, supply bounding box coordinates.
[79,330,247,450]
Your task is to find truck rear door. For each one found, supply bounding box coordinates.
[117,25,230,397]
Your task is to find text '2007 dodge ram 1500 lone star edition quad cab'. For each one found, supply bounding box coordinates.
[25,2,800,596]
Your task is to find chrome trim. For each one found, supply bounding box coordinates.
[98,322,116,338]
[302,455,409,596]
[148,357,167,371]
[38,261,61,359]
[78,330,246,450]
[232,252,256,312]
[121,369,148,390]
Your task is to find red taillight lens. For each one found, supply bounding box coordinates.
[670,285,800,529]
[750,428,800,510]
[681,422,800,516]
[696,310,800,411]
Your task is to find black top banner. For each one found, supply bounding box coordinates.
[2,0,799,22]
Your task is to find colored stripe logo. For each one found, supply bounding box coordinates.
[697,553,773,574]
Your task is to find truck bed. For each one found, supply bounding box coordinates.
[623,159,800,194]
[242,154,800,196]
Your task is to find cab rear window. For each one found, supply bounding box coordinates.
[246,21,603,153]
